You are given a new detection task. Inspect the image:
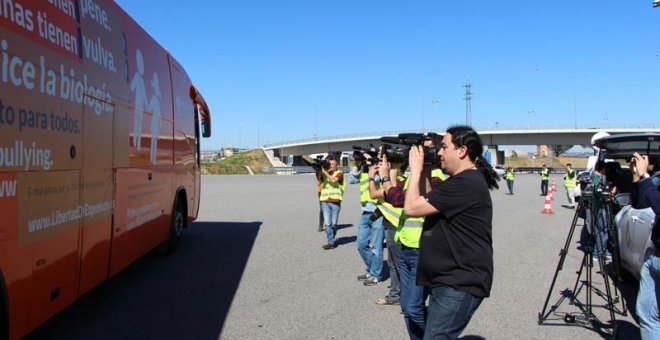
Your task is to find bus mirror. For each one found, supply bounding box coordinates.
[200,109,211,137]
[202,119,211,137]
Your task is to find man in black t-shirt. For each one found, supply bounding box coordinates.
[404,125,499,340]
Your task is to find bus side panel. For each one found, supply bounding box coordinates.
[0,173,31,340]
[110,168,172,276]
[17,171,80,333]
[169,57,198,220]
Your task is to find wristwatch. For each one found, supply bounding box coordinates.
[368,178,375,182]
[641,173,650,180]
[381,176,391,183]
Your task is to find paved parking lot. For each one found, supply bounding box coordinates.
[28,174,640,339]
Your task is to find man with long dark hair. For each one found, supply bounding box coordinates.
[404,125,499,340]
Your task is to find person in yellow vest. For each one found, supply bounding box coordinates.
[367,152,407,305]
[540,164,550,196]
[377,138,447,340]
[564,163,578,209]
[348,151,385,285]
[504,166,515,195]
[405,125,498,340]
[316,167,324,232]
[319,155,346,249]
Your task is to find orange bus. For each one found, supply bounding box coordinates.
[0,1,212,338]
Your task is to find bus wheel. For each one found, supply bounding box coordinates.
[161,196,185,254]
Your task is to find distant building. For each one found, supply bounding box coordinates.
[537,145,550,157]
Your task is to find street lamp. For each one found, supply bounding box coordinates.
[431,99,441,131]
[257,116,261,148]
[654,0,660,8]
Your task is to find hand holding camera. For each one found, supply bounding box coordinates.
[631,152,650,180]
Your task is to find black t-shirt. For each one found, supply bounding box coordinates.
[418,169,493,298]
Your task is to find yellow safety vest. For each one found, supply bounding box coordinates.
[319,170,346,201]
[564,170,577,188]
[358,172,380,205]
[541,168,549,180]
[394,169,446,249]
[505,170,515,181]
[378,175,407,227]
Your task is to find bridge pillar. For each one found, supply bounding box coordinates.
[484,145,501,166]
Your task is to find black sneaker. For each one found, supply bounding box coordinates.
[321,243,336,250]
[357,273,372,281]
[375,296,399,305]
[363,277,379,286]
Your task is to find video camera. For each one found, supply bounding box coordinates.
[379,133,440,165]
[310,155,330,171]
[352,145,379,172]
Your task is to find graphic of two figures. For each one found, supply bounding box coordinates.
[130,49,161,165]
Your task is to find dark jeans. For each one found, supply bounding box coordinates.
[541,179,548,196]
[506,180,514,194]
[398,246,428,340]
[424,285,483,340]
[384,219,401,301]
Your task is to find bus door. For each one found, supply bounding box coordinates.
[78,99,115,296]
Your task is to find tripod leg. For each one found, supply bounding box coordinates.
[571,251,588,305]
[539,206,582,323]
[597,255,618,332]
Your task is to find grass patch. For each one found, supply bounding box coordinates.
[202,149,272,174]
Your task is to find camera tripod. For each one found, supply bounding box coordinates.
[537,198,627,338]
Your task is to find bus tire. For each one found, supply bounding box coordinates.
[160,194,186,254]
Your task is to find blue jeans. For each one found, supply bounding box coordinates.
[424,285,483,340]
[506,180,514,194]
[321,202,340,245]
[384,221,401,301]
[397,246,427,340]
[357,213,384,280]
[637,252,660,339]
[541,179,548,196]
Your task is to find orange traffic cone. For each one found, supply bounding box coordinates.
[541,193,554,214]
[549,187,554,201]
[551,179,556,192]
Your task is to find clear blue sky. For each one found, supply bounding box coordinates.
[115,1,660,150]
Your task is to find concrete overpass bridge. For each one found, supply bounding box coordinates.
[263,124,660,166]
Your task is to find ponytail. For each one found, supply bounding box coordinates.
[475,156,500,190]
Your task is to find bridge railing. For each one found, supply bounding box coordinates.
[260,166,353,175]
[263,124,660,148]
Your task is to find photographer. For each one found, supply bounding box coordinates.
[368,151,406,307]
[404,125,498,340]
[375,138,446,340]
[319,155,346,250]
[578,161,613,260]
[348,151,385,286]
[632,153,660,340]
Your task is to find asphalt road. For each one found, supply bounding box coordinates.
[27,174,641,339]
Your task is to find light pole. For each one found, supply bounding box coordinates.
[257,116,261,147]
[313,102,319,139]
[431,99,441,131]
[421,93,426,133]
[573,81,578,129]
[238,123,243,150]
